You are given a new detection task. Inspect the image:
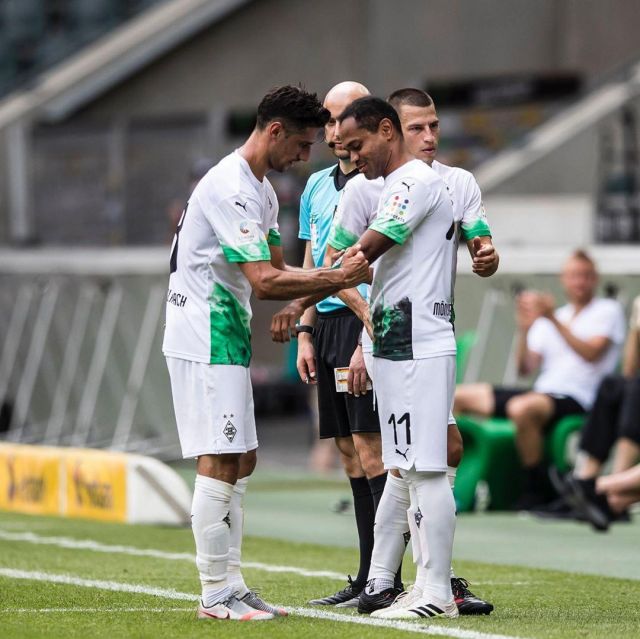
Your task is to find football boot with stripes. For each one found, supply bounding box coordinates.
[371,595,458,620]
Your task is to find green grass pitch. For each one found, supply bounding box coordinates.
[1,505,639,639]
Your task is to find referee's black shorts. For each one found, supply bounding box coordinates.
[314,308,380,439]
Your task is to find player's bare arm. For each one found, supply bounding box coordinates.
[323,244,373,339]
[468,236,499,277]
[240,245,368,301]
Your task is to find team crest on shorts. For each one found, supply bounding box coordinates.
[222,415,237,443]
[414,507,423,528]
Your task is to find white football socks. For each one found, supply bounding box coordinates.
[368,472,411,588]
[414,465,458,589]
[404,469,456,603]
[227,476,249,595]
[191,474,234,606]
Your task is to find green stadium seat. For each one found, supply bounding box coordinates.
[454,413,585,512]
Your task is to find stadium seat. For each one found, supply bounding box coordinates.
[454,414,585,512]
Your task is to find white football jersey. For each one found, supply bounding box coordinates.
[368,159,456,360]
[162,151,280,367]
[329,162,492,355]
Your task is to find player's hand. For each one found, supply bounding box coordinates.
[271,301,303,343]
[347,344,369,396]
[296,334,317,384]
[472,238,499,276]
[340,245,370,288]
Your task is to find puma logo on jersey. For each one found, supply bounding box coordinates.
[401,181,414,192]
[396,447,410,461]
[268,196,273,210]
[235,201,248,211]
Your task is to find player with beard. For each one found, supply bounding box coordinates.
[163,85,370,621]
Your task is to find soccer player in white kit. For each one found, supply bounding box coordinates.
[336,96,460,619]
[162,86,370,621]
[328,89,497,616]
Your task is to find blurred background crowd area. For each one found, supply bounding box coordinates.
[1,0,640,467]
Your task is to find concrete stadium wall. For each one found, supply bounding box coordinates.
[74,0,640,122]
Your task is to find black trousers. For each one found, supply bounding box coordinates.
[579,373,640,462]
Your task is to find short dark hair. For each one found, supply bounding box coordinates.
[337,96,402,135]
[387,88,434,110]
[256,85,330,131]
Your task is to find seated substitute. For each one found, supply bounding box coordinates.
[562,294,640,525]
[454,250,626,509]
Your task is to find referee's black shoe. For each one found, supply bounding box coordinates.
[451,577,494,615]
[357,585,404,614]
[308,576,362,606]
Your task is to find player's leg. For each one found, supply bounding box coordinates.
[506,391,555,509]
[348,339,409,599]
[226,461,288,617]
[357,468,411,613]
[308,313,370,605]
[444,422,494,615]
[372,356,458,620]
[309,310,379,606]
[165,358,272,621]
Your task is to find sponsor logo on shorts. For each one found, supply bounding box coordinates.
[223,511,231,527]
[222,415,237,443]
[167,289,187,307]
[432,300,452,318]
[395,447,410,461]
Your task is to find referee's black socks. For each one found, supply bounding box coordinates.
[349,476,376,591]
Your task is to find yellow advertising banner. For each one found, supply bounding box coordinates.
[0,446,60,515]
[64,453,127,522]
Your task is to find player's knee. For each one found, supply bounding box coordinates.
[238,449,257,479]
[196,454,240,484]
[359,451,385,479]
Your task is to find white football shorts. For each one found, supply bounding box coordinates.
[372,355,456,472]
[165,357,258,458]
[365,351,456,427]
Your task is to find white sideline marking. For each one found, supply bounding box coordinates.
[5,608,194,613]
[0,530,345,580]
[0,568,198,601]
[0,568,528,639]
